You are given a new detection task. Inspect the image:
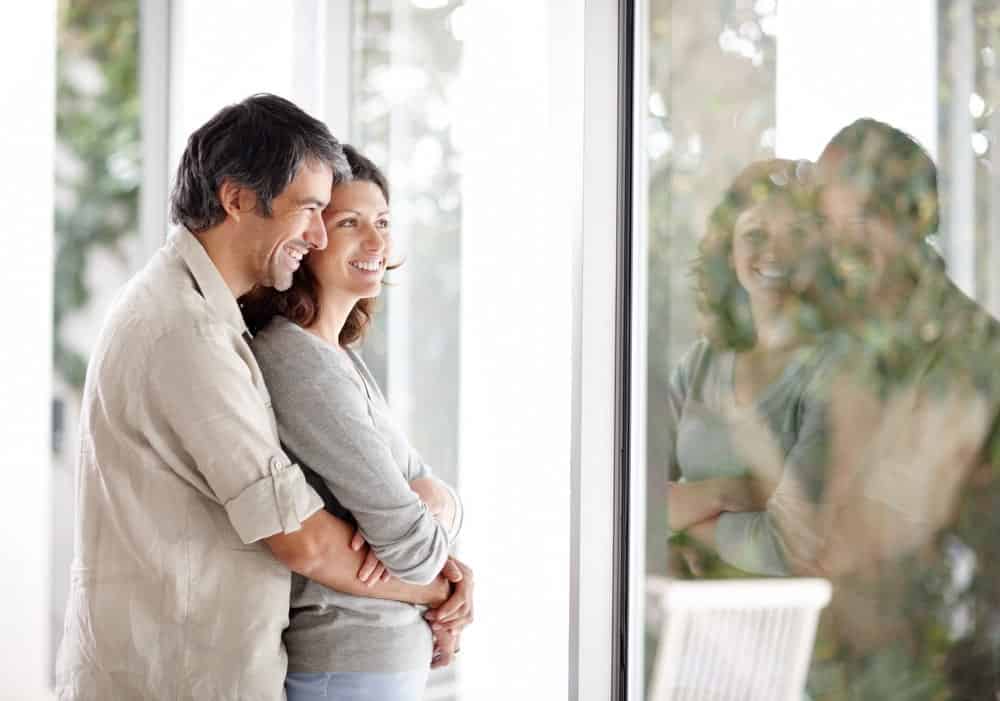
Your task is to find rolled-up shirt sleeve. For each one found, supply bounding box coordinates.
[148,323,323,544]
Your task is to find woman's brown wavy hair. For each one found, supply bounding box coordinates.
[239,144,396,346]
[694,158,817,350]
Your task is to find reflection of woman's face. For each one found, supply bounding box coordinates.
[310,180,391,303]
[730,202,804,310]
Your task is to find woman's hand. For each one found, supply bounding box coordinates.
[425,557,474,633]
[349,529,391,585]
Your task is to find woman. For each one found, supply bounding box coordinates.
[242,145,465,700]
[664,158,835,577]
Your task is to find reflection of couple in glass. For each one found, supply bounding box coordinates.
[664,118,1000,698]
[56,95,472,701]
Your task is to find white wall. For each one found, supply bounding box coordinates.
[0,1,57,698]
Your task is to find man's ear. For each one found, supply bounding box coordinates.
[218,179,255,223]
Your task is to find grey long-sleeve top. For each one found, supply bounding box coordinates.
[666,338,834,576]
[252,316,461,673]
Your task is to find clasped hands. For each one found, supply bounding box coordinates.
[349,477,473,668]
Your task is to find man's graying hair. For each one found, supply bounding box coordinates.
[169,93,351,233]
[821,117,939,243]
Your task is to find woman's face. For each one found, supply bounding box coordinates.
[730,202,808,311]
[310,179,391,304]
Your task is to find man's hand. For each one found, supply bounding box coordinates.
[425,557,474,633]
[431,628,462,669]
[350,529,390,586]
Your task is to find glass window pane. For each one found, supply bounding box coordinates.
[350,2,576,698]
[640,1,1000,698]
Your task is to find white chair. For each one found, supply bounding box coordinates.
[646,577,832,701]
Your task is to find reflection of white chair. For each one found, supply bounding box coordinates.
[646,577,832,701]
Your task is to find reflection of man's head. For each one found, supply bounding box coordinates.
[816,118,939,300]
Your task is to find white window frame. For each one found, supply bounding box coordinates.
[572,0,633,698]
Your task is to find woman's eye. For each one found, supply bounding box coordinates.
[744,229,766,244]
[376,219,391,230]
[337,218,357,228]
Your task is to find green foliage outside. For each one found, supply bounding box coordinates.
[55,0,139,388]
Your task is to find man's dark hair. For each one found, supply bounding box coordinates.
[820,117,939,243]
[169,93,350,233]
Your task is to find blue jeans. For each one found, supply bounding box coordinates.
[285,671,429,701]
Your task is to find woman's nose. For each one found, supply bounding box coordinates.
[362,223,386,251]
[760,231,796,261]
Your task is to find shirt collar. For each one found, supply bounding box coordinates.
[169,227,250,338]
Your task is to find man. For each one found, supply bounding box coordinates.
[56,94,471,700]
[808,118,999,569]
[781,118,1000,699]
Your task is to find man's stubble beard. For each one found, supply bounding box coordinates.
[265,259,294,292]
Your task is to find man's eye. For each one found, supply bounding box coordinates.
[744,229,766,244]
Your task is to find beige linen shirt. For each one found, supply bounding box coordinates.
[56,228,324,701]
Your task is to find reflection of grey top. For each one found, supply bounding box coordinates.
[252,317,460,673]
[667,339,832,575]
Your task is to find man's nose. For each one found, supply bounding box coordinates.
[304,211,328,250]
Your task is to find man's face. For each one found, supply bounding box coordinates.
[239,160,333,291]
[816,148,901,301]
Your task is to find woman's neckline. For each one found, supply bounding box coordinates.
[726,344,812,410]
